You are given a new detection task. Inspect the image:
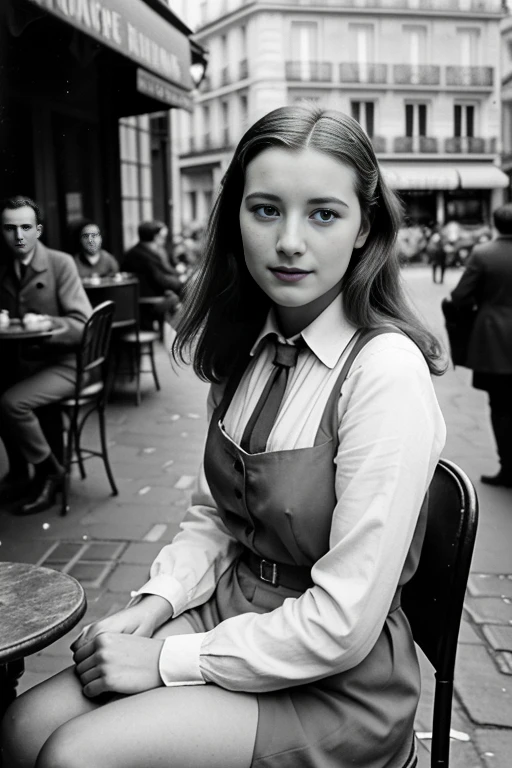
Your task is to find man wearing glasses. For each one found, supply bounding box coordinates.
[74,221,119,278]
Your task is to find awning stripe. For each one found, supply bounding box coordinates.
[381,163,509,191]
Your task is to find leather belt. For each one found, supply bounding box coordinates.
[241,549,313,590]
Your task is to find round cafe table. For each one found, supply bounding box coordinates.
[0,318,67,343]
[0,562,87,723]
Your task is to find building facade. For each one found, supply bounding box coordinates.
[0,0,202,256]
[172,0,508,234]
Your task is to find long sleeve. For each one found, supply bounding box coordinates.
[130,385,242,617]
[47,253,92,346]
[451,249,485,308]
[157,339,445,691]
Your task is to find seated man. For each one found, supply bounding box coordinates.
[0,196,92,515]
[121,221,183,330]
[74,221,119,278]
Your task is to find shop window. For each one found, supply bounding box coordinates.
[454,104,475,137]
[188,190,198,221]
[119,115,153,249]
[405,103,427,137]
[351,101,375,138]
[445,190,485,225]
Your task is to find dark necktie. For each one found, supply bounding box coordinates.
[240,339,301,454]
[19,263,28,284]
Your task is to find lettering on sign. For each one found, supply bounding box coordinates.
[28,0,187,87]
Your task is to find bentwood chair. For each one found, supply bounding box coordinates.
[402,458,479,767]
[58,301,117,515]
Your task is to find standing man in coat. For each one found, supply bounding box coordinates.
[0,196,92,514]
[451,203,512,487]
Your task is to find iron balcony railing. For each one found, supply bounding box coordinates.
[285,61,333,82]
[393,64,441,86]
[445,137,497,154]
[211,0,502,15]
[446,66,494,87]
[393,136,438,153]
[339,62,388,84]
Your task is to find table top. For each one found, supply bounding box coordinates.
[0,562,87,664]
[0,319,67,342]
[82,272,138,288]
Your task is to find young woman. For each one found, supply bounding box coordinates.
[1,106,446,768]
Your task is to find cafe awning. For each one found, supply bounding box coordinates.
[456,164,509,189]
[381,164,459,191]
[26,0,193,93]
[381,162,509,191]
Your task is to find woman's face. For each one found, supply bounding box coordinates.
[239,146,369,336]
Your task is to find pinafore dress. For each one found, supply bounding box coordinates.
[184,330,425,768]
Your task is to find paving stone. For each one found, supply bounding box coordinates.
[83,590,129,622]
[482,625,512,652]
[468,574,512,599]
[459,619,484,645]
[68,560,115,587]
[0,539,55,565]
[475,729,512,768]
[121,542,169,564]
[465,597,512,625]
[43,541,85,563]
[83,541,126,561]
[104,563,151,592]
[130,485,182,504]
[455,645,512,727]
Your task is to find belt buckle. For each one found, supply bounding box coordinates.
[259,559,278,586]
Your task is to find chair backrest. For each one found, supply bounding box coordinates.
[76,301,115,391]
[84,279,139,329]
[402,458,478,766]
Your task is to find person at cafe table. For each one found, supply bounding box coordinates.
[73,220,119,279]
[0,196,92,515]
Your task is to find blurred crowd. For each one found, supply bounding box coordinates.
[396,221,492,275]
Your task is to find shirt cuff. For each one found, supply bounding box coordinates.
[159,633,207,687]
[128,574,188,614]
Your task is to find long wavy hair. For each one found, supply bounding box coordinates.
[174,105,445,381]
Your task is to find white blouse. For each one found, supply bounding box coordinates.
[132,297,446,691]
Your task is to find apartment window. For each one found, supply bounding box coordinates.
[240,93,248,130]
[405,103,427,137]
[221,100,229,145]
[351,101,374,138]
[188,190,197,222]
[291,21,318,61]
[241,24,247,52]
[454,104,475,137]
[203,104,211,147]
[403,25,426,65]
[348,23,374,64]
[119,115,153,249]
[457,27,480,66]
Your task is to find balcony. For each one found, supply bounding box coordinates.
[445,136,497,154]
[221,66,230,87]
[393,136,438,153]
[203,133,212,150]
[446,66,493,87]
[339,62,388,84]
[371,136,387,153]
[393,64,440,86]
[285,61,333,82]
[239,59,249,80]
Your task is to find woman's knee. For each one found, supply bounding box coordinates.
[36,722,87,768]
[1,693,43,767]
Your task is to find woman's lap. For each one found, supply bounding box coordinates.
[1,615,258,768]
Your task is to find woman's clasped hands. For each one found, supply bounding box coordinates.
[70,594,173,698]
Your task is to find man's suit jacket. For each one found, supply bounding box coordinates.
[121,242,182,298]
[0,241,92,371]
[451,235,512,373]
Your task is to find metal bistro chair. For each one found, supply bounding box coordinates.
[58,301,117,515]
[402,458,479,767]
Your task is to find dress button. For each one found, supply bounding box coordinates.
[233,459,243,473]
[234,489,243,500]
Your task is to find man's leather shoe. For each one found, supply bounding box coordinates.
[0,472,32,505]
[14,472,65,516]
[480,471,512,488]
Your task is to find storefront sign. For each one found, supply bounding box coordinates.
[27,0,193,90]
[137,69,193,112]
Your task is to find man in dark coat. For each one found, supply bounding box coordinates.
[0,196,92,514]
[121,221,183,330]
[451,203,512,487]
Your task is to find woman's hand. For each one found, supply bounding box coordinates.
[70,595,173,653]
[73,632,165,697]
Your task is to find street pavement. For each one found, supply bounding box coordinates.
[1,264,511,766]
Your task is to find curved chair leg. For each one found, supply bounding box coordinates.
[60,412,75,516]
[134,343,141,406]
[148,342,161,391]
[74,415,87,480]
[98,405,118,496]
